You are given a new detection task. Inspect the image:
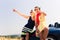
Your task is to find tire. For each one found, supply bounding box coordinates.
[46,36,57,40]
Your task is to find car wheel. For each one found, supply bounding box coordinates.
[46,36,56,40]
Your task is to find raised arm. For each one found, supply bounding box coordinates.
[13,9,29,19]
[42,12,46,16]
[39,12,46,22]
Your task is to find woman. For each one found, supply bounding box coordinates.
[13,9,35,40]
[34,6,49,40]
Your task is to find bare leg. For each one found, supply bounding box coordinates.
[43,27,49,40]
[39,31,44,40]
[25,33,29,40]
[20,37,24,40]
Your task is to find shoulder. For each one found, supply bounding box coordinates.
[28,16,31,19]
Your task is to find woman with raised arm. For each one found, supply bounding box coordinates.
[13,9,35,40]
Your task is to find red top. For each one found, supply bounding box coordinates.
[36,12,41,25]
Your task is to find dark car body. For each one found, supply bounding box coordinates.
[47,27,60,40]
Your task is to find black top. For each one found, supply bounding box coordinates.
[24,16,35,29]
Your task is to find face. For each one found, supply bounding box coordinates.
[34,7,40,13]
[30,10,35,16]
[30,10,33,15]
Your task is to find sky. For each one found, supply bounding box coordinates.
[0,0,60,35]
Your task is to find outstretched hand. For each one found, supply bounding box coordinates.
[13,8,18,13]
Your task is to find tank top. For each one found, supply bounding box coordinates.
[25,16,35,29]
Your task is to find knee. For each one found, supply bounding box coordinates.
[26,33,29,36]
[45,27,49,31]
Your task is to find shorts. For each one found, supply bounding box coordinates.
[21,27,33,37]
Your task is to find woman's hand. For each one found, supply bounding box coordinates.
[13,8,17,12]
